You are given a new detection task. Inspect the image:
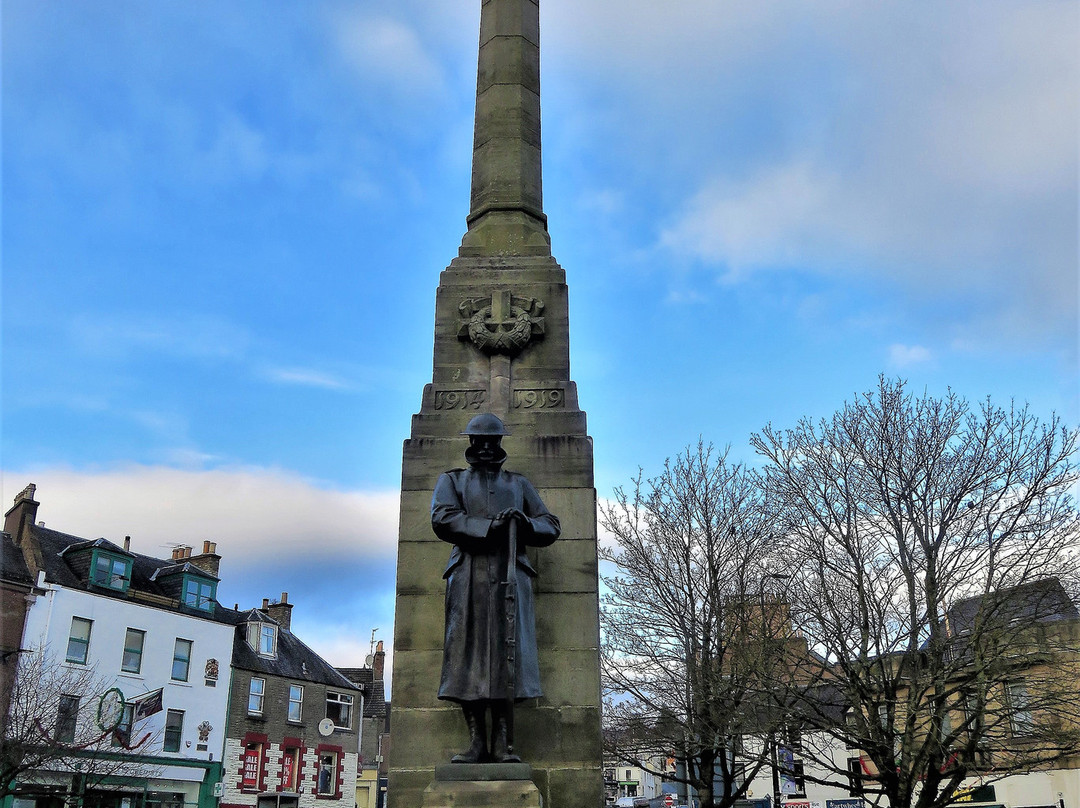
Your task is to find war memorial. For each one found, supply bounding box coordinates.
[388,1,603,807]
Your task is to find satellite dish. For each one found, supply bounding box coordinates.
[318,718,335,737]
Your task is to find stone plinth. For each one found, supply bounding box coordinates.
[422,765,541,808]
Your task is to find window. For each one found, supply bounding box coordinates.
[112,704,134,748]
[182,576,215,611]
[92,552,130,591]
[847,757,864,796]
[325,692,352,728]
[243,741,263,789]
[164,709,184,752]
[248,677,265,714]
[122,628,145,673]
[56,695,79,743]
[66,617,92,664]
[317,751,339,796]
[259,624,276,656]
[1007,682,1033,735]
[172,638,192,681]
[281,747,301,790]
[288,685,303,722]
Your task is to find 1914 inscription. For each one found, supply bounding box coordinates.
[435,390,487,410]
[513,389,564,409]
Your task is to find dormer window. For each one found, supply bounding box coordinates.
[259,624,277,656]
[182,575,216,612]
[246,621,277,657]
[91,551,131,592]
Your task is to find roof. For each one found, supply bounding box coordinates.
[336,666,387,718]
[23,517,355,693]
[31,525,227,621]
[948,577,1079,635]
[229,613,360,691]
[1,532,34,586]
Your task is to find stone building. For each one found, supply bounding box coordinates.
[220,595,361,808]
[336,641,388,808]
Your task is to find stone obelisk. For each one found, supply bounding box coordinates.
[388,0,603,806]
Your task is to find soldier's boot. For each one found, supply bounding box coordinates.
[451,703,487,764]
[490,703,521,763]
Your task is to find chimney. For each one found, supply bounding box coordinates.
[123,536,131,552]
[188,540,221,577]
[373,639,385,680]
[4,483,44,578]
[266,592,293,632]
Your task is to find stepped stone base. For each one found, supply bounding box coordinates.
[422,764,542,808]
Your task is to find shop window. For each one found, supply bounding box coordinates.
[325,692,352,728]
[248,677,265,715]
[172,638,192,681]
[164,709,184,752]
[281,746,301,790]
[122,628,145,673]
[66,617,92,664]
[288,685,303,722]
[243,741,264,790]
[56,694,79,743]
[317,750,339,796]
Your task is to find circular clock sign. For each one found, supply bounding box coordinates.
[97,688,125,732]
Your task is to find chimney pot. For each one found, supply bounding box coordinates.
[262,598,270,610]
[281,591,288,604]
[124,536,131,551]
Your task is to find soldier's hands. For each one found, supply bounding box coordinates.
[492,508,527,532]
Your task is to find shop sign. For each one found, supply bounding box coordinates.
[950,785,995,803]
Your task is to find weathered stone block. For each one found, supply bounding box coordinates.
[535,592,600,649]
[422,777,542,808]
[538,649,602,707]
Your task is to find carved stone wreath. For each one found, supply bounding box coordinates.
[457,290,545,357]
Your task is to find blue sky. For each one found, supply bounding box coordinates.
[3,0,1077,691]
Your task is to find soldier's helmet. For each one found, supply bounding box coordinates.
[461,412,511,437]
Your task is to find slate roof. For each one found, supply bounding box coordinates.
[229,611,359,691]
[31,525,226,620]
[336,666,387,718]
[1,532,34,585]
[948,577,1079,635]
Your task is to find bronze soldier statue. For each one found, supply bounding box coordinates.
[431,413,560,763]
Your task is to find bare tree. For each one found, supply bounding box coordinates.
[1,645,159,801]
[600,443,801,808]
[752,377,1080,808]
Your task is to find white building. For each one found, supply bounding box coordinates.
[6,485,235,808]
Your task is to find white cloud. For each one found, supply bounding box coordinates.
[551,0,1078,349]
[261,366,353,391]
[70,313,250,361]
[888,344,933,369]
[2,466,399,563]
[332,13,445,97]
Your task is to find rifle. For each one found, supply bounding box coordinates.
[504,517,518,758]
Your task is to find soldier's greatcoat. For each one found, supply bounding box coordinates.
[432,456,560,703]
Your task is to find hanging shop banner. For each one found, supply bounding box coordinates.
[132,688,163,719]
